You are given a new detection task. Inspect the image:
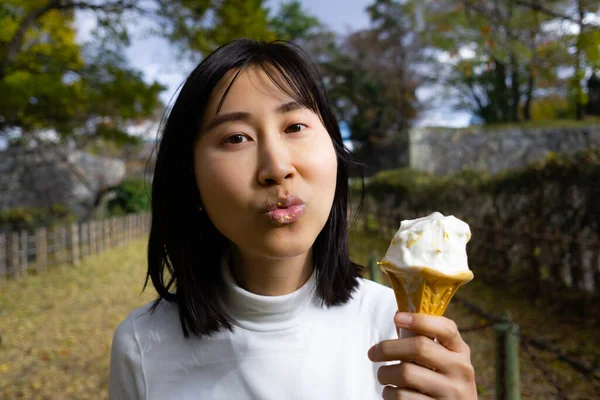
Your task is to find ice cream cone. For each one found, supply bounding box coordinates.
[380,262,473,317]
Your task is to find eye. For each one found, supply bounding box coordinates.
[223,134,250,144]
[285,123,307,134]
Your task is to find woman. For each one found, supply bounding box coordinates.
[109,39,477,399]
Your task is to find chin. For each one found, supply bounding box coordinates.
[254,233,316,260]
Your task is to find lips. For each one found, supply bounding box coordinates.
[263,195,305,225]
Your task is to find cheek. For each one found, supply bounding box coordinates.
[193,150,252,215]
[298,133,338,214]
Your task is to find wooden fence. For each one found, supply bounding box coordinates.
[0,213,150,282]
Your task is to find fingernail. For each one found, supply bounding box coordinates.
[368,345,377,361]
[394,312,414,327]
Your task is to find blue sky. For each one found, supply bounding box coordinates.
[75,0,471,133]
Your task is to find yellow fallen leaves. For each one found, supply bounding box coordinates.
[0,239,151,400]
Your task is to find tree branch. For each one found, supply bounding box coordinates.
[513,0,580,24]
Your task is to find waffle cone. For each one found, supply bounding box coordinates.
[380,262,474,316]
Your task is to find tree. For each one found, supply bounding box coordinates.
[158,0,276,56]
[401,0,600,124]
[268,0,321,42]
[318,0,420,146]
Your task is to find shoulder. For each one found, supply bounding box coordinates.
[110,302,176,399]
[349,278,398,341]
[113,299,181,348]
[353,277,396,309]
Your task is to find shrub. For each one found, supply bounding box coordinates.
[105,178,150,216]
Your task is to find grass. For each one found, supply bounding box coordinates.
[1,235,599,399]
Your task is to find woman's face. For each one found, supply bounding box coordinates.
[193,66,338,260]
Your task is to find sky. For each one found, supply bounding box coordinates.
[74,0,472,137]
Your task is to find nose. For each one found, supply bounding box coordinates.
[257,134,295,186]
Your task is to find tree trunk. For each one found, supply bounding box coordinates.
[507,0,520,123]
[494,58,509,123]
[523,65,536,120]
[510,53,520,122]
[575,0,586,120]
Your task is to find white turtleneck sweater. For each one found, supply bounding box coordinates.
[109,264,398,399]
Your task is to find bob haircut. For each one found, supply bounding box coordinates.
[147,38,364,338]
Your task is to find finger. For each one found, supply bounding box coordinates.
[377,362,449,397]
[382,385,435,400]
[369,335,453,372]
[394,312,469,353]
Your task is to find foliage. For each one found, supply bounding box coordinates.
[105,178,150,216]
[268,0,321,42]
[0,0,287,147]
[160,0,276,55]
[318,37,419,146]
[0,1,166,148]
[0,204,77,232]
[377,0,600,124]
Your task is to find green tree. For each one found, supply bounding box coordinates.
[159,0,276,55]
[268,0,321,42]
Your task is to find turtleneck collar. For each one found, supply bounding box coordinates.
[220,256,320,332]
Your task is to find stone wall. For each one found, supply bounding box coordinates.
[0,144,125,217]
[409,125,600,175]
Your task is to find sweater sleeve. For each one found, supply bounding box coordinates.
[109,315,146,400]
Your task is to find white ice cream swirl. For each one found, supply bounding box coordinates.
[382,212,471,275]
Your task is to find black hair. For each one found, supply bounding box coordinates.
[146,38,364,338]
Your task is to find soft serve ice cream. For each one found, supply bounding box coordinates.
[379,212,474,316]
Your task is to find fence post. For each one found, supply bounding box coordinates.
[70,224,80,266]
[368,251,379,283]
[9,232,20,278]
[0,234,6,282]
[58,227,67,266]
[120,216,125,245]
[90,221,97,255]
[97,220,103,254]
[81,222,89,259]
[494,321,521,400]
[129,215,134,242]
[104,219,110,250]
[112,217,118,247]
[36,228,47,273]
[20,230,28,275]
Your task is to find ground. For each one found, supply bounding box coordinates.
[0,237,598,399]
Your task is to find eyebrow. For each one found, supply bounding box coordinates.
[203,101,305,132]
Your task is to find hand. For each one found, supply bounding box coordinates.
[368,312,477,399]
